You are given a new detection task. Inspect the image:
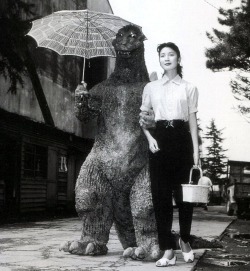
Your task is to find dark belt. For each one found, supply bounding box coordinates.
[156,119,187,129]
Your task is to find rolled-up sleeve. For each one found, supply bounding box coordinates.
[140,83,152,112]
[188,85,199,114]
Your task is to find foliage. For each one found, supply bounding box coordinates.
[231,73,250,114]
[201,119,227,184]
[0,0,35,93]
[205,0,250,117]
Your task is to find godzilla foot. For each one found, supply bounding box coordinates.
[123,245,161,261]
[59,240,108,256]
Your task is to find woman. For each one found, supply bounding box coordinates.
[140,42,199,267]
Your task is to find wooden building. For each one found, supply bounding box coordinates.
[0,0,115,222]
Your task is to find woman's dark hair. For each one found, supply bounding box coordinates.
[157,42,183,78]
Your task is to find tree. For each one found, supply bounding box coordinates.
[0,0,33,93]
[205,0,250,118]
[0,0,54,126]
[202,119,227,184]
[197,118,203,158]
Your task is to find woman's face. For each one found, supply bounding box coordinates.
[159,47,179,73]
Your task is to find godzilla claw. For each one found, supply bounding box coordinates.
[62,240,108,256]
[59,241,71,252]
[123,245,161,261]
[135,247,146,259]
[69,241,86,255]
[85,242,95,255]
[123,247,137,259]
[123,247,146,260]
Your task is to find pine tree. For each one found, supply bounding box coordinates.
[205,0,250,117]
[197,118,204,159]
[202,119,227,184]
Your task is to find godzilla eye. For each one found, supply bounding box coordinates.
[118,33,123,37]
[130,33,137,38]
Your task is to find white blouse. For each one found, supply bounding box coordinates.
[140,74,198,122]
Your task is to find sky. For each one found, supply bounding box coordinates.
[109,0,250,162]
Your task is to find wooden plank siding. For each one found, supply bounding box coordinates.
[47,147,58,213]
[20,141,48,213]
[56,150,68,211]
[66,155,77,210]
[20,179,47,213]
[0,180,5,211]
[0,108,93,219]
[57,177,68,210]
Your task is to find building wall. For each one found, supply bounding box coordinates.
[87,0,113,13]
[86,0,116,77]
[0,108,93,218]
[0,0,115,139]
[0,75,98,138]
[22,0,87,16]
[0,0,114,219]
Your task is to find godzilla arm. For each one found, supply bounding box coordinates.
[74,83,104,123]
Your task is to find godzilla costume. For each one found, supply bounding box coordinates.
[60,25,222,261]
[60,25,160,260]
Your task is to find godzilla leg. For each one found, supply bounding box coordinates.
[60,155,113,255]
[124,165,162,261]
[112,190,137,250]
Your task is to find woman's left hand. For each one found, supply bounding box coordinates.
[193,152,200,168]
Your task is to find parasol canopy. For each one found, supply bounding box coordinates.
[27,9,140,83]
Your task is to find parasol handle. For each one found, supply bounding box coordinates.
[81,58,86,86]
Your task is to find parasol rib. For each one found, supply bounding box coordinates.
[82,9,89,83]
[27,9,142,83]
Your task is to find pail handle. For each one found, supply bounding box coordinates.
[189,166,203,184]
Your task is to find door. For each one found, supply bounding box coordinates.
[0,133,20,220]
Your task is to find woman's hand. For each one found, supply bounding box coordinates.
[139,110,155,129]
[148,137,160,153]
[140,114,159,153]
[193,151,200,168]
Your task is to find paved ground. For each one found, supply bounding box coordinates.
[195,217,250,270]
[0,206,234,271]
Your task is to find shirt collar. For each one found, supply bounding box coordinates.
[161,74,182,85]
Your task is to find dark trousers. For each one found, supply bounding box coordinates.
[149,121,194,250]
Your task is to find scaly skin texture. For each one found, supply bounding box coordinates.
[60,25,161,261]
[60,25,222,261]
[60,25,161,260]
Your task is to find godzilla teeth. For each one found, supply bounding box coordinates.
[118,51,131,56]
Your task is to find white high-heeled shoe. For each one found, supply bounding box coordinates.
[179,239,194,263]
[156,255,177,267]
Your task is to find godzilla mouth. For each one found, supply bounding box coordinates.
[117,50,131,57]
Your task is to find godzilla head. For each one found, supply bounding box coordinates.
[112,25,147,58]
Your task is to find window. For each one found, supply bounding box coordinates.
[23,143,47,178]
[58,155,68,173]
[243,165,250,175]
